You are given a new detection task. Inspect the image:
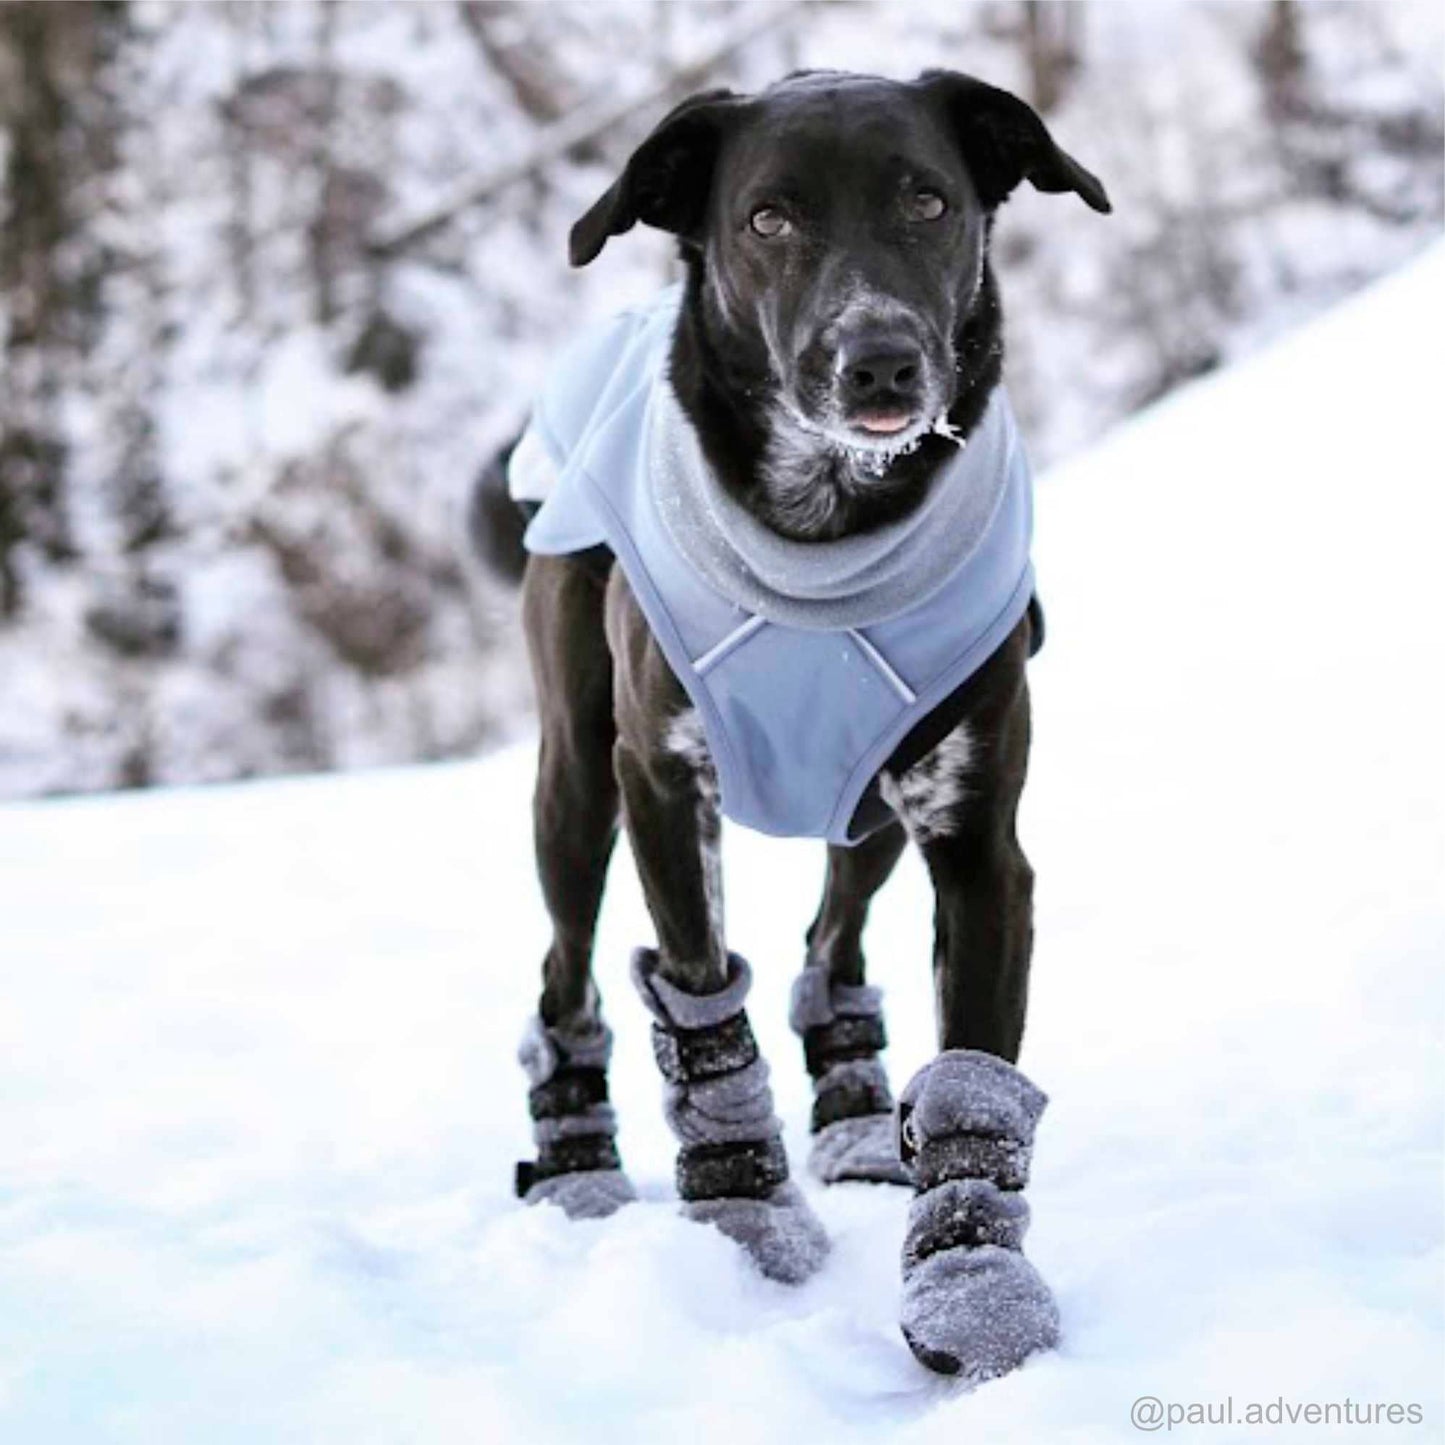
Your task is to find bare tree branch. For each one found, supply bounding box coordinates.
[456,1,570,124]
[368,3,801,260]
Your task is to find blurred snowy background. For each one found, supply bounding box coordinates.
[2,0,1441,800]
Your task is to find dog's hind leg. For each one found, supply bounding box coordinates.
[607,577,828,1283]
[514,554,636,1220]
[790,825,912,1185]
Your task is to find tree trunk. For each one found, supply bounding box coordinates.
[1021,1,1082,115]
[0,2,127,611]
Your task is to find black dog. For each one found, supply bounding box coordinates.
[478,69,1109,1378]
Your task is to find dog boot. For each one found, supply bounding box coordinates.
[632,947,829,1284]
[515,1013,637,1220]
[790,966,909,1185]
[897,1050,1059,1378]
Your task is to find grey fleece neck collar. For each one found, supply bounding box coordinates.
[648,381,1023,631]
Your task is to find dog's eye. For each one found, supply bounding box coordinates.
[909,190,947,222]
[749,207,792,239]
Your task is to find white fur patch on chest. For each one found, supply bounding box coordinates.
[663,707,716,797]
[663,707,725,953]
[879,723,974,845]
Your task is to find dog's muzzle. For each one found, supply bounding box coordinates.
[836,330,926,433]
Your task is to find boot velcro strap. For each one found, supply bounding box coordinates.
[515,1133,623,1197]
[528,1066,609,1121]
[811,1071,895,1132]
[904,1179,1029,1266]
[908,1133,1032,1192]
[676,1136,789,1201]
[803,1014,887,1077]
[651,1012,758,1085]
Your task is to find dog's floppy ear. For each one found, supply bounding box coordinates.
[569,89,744,266]
[917,69,1111,215]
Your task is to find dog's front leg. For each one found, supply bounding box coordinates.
[883,625,1059,1378]
[605,575,828,1283]
[915,693,1034,1063]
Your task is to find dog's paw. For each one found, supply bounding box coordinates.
[684,1181,830,1284]
[520,1167,637,1221]
[900,1240,1059,1379]
[809,1112,910,1186]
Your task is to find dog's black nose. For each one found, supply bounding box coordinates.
[837,337,924,401]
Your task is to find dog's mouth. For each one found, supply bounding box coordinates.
[838,398,933,456]
[851,407,916,437]
[777,383,959,469]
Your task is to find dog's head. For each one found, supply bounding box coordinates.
[570,70,1108,467]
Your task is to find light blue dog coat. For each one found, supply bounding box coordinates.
[518,289,1036,846]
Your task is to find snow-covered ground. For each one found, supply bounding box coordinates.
[2,247,1442,1443]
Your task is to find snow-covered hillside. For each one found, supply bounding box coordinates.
[1,247,1441,1443]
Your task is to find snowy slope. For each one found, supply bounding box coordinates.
[2,247,1442,1444]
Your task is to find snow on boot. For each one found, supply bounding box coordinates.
[632,947,829,1284]
[514,1013,637,1220]
[897,1050,1059,1379]
[790,966,909,1185]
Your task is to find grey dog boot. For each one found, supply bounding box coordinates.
[897,1050,1060,1379]
[514,1013,637,1219]
[790,966,909,1185]
[633,947,829,1284]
